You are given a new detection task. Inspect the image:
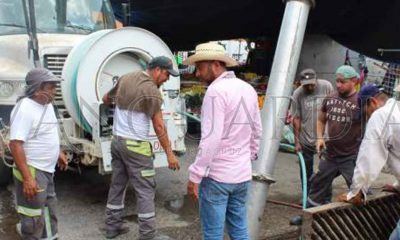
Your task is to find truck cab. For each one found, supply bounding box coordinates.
[0,0,116,121]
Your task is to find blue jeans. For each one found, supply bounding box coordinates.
[199,177,250,240]
[390,220,400,240]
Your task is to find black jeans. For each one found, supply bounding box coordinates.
[307,156,356,207]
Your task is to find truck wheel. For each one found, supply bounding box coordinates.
[0,159,12,187]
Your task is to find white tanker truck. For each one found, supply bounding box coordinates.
[0,0,187,185]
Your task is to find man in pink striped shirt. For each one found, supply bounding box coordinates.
[184,42,262,240]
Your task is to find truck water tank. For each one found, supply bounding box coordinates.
[61,27,180,133]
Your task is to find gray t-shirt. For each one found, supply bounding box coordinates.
[291,79,333,146]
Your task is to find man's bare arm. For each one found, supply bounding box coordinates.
[9,140,39,200]
[316,111,327,139]
[293,116,302,152]
[316,111,327,152]
[152,111,180,170]
[9,140,31,181]
[102,83,119,106]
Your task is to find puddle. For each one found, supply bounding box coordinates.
[0,186,18,240]
[164,195,198,221]
[160,195,202,239]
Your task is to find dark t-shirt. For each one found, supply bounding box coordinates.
[321,92,362,160]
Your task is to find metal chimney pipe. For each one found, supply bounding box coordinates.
[247,0,314,239]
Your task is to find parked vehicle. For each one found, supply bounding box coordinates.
[0,0,186,186]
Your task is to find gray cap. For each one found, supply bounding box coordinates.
[25,68,62,86]
[148,56,179,77]
[299,68,317,85]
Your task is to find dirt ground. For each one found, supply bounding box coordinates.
[0,138,395,239]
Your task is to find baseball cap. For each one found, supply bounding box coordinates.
[336,65,360,79]
[299,68,317,85]
[357,84,384,108]
[148,56,179,77]
[25,68,62,86]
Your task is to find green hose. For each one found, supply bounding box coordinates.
[177,111,201,122]
[277,143,307,209]
[279,143,296,153]
[278,143,307,239]
[297,151,307,210]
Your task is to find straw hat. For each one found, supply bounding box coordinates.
[183,42,238,67]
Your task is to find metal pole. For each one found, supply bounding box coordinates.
[27,0,41,67]
[247,0,314,239]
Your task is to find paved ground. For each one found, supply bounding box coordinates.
[0,137,395,239]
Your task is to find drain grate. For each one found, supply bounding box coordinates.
[302,193,400,240]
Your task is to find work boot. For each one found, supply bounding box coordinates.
[105,226,130,239]
[289,215,303,226]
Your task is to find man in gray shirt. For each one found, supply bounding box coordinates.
[291,69,333,198]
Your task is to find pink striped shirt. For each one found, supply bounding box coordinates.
[189,71,262,184]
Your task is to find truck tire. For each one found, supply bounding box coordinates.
[0,159,12,187]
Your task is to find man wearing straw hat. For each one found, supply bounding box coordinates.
[184,42,262,239]
[9,68,68,239]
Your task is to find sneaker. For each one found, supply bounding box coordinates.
[289,215,303,226]
[105,226,130,239]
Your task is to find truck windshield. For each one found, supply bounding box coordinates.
[0,0,115,35]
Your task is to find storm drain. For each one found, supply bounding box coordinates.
[302,193,400,240]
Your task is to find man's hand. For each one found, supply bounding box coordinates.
[58,151,68,171]
[337,192,364,205]
[187,180,198,201]
[382,184,400,194]
[167,154,180,171]
[337,193,348,202]
[23,178,40,201]
[316,139,326,157]
[295,142,302,153]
